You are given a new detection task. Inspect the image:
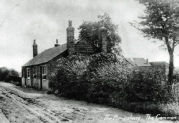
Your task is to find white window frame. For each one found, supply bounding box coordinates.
[27,68,30,79]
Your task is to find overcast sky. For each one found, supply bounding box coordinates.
[0,0,179,72]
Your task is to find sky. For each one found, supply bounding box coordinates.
[0,0,179,72]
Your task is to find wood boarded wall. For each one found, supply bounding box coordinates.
[75,40,96,55]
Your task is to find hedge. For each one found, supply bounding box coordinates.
[48,53,174,114]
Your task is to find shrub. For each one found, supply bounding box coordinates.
[125,70,172,103]
[0,67,20,85]
[49,54,90,99]
[48,52,174,115]
[85,53,130,104]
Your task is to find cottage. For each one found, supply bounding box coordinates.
[21,20,109,90]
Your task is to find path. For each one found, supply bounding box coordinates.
[0,82,176,123]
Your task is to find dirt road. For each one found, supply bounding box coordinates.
[0,82,177,123]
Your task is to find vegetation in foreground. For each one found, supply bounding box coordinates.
[48,11,179,118]
[48,53,178,118]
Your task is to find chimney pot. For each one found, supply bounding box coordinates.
[33,39,36,44]
[69,20,72,27]
[54,39,60,47]
[146,59,148,64]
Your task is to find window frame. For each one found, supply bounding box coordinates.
[42,65,47,80]
[27,68,30,79]
[33,67,37,79]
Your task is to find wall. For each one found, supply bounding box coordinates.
[42,79,49,90]
[22,65,48,90]
[21,50,67,91]
[47,50,68,77]
[33,78,41,89]
[21,77,25,87]
[26,79,31,87]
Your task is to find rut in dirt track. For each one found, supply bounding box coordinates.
[0,87,72,123]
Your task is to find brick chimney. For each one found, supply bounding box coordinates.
[33,39,38,57]
[99,26,108,53]
[66,20,75,55]
[54,39,60,47]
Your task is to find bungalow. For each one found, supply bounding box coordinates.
[21,20,109,90]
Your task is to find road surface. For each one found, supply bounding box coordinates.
[0,82,177,123]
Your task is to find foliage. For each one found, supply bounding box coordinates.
[0,67,20,84]
[49,54,90,98]
[8,69,19,77]
[0,67,9,81]
[134,0,179,84]
[78,13,122,53]
[137,0,179,41]
[84,53,130,103]
[49,52,173,113]
[126,69,172,103]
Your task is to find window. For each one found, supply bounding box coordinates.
[27,68,30,79]
[42,66,46,75]
[37,67,39,78]
[33,67,37,78]
[22,68,25,78]
[42,65,47,79]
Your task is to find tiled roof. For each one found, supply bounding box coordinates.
[126,58,151,67]
[23,44,67,67]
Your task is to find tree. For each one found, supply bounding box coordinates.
[0,67,9,81]
[8,69,19,77]
[134,0,179,87]
[78,13,122,54]
[0,67,19,82]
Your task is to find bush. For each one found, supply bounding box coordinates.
[125,70,172,103]
[49,54,90,99]
[48,52,174,115]
[0,67,20,85]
